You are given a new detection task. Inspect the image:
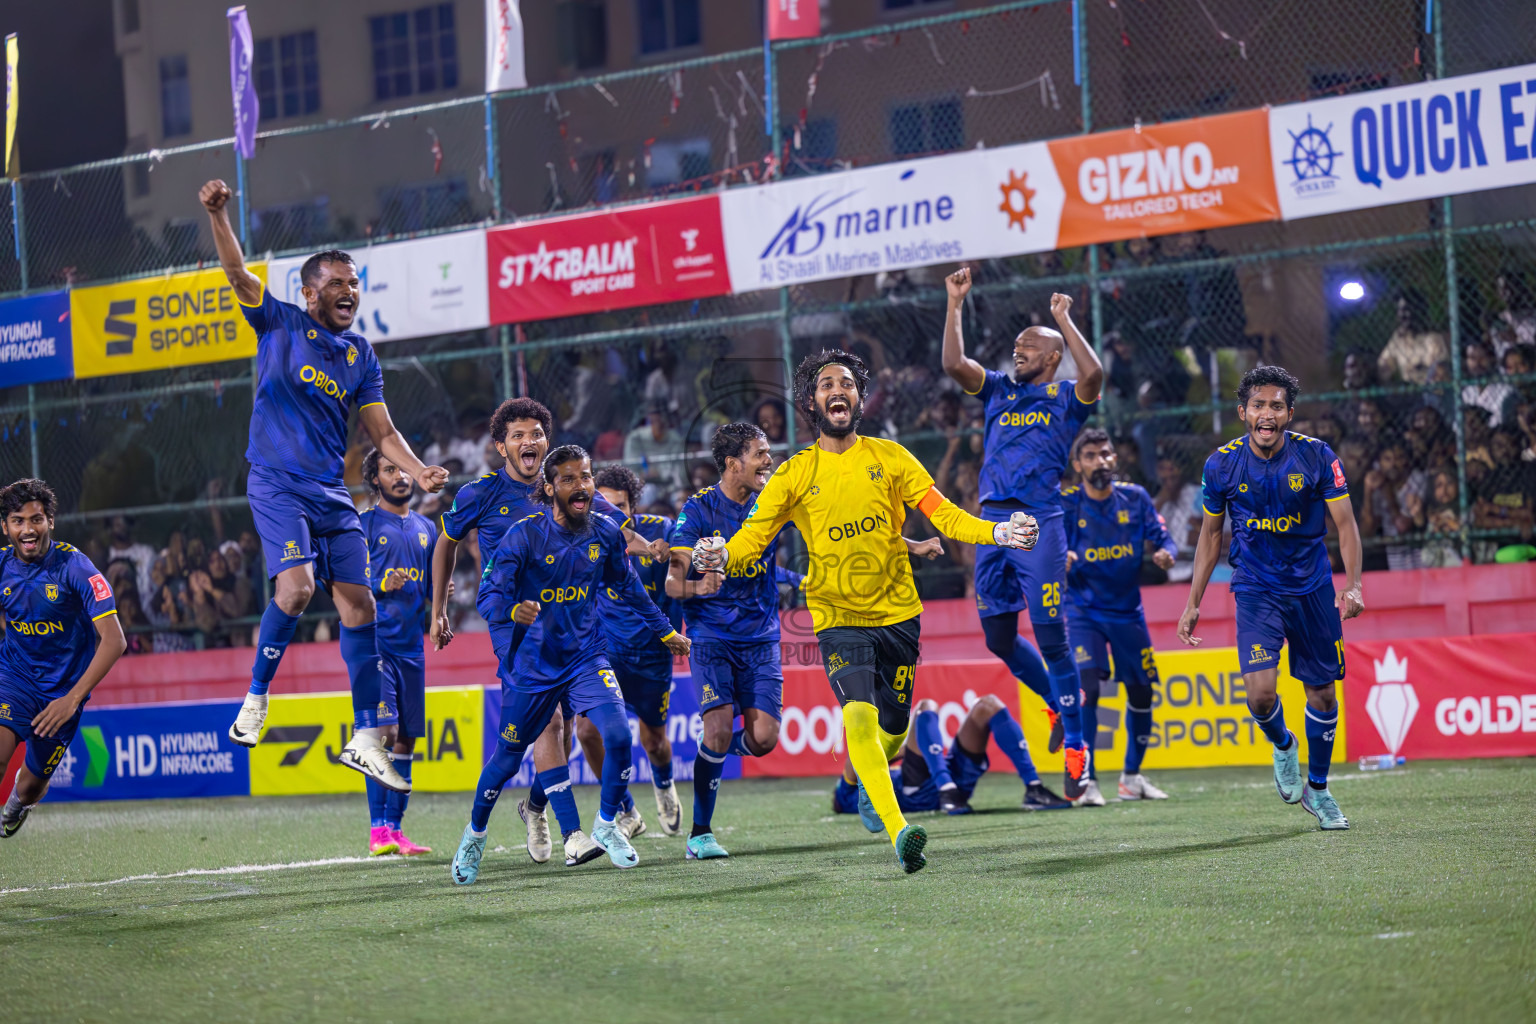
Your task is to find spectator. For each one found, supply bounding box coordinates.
[1503,345,1536,401]
[147,555,192,653]
[1361,441,1426,571]
[1515,400,1536,462]
[752,398,788,447]
[1404,466,1463,568]
[1377,290,1449,386]
[1407,406,1455,470]
[1162,231,1248,380]
[1463,406,1496,471]
[1473,429,1535,540]
[424,412,488,478]
[1151,455,1201,582]
[116,587,152,655]
[688,460,720,494]
[1113,436,1150,490]
[1462,341,1518,427]
[1350,399,1385,450]
[107,515,156,599]
[1489,270,1536,359]
[189,548,243,645]
[624,402,687,497]
[239,529,264,585]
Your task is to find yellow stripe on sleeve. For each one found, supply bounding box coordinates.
[92,609,119,622]
[1324,493,1351,502]
[1203,504,1223,516]
[237,285,265,309]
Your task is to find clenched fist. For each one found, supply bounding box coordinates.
[200,179,233,214]
[993,511,1039,551]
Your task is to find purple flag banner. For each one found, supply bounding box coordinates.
[227,6,257,159]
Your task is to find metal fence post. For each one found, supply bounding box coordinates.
[26,383,38,478]
[1433,0,1470,559]
[499,324,513,398]
[485,93,502,222]
[1078,0,1106,420]
[11,177,27,293]
[768,39,796,449]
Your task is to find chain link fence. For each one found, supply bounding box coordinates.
[1,0,1533,651]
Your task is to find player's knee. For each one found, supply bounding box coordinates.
[914,698,940,714]
[1124,681,1153,712]
[750,718,780,755]
[274,579,313,615]
[574,715,601,742]
[980,615,1017,658]
[1031,621,1071,664]
[596,716,631,751]
[1305,687,1338,713]
[970,694,1005,720]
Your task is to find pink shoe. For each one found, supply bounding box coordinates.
[369,825,400,856]
[390,828,432,856]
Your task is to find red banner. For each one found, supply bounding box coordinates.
[766,0,820,40]
[1343,633,1536,761]
[486,196,729,323]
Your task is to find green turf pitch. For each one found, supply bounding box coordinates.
[2,762,1533,1023]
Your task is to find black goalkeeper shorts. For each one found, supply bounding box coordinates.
[816,615,921,735]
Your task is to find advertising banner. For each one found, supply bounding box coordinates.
[720,142,1064,293]
[482,671,740,789]
[1343,634,1536,761]
[766,0,820,40]
[487,196,729,323]
[1047,109,1279,247]
[269,231,489,345]
[0,289,72,386]
[70,264,269,379]
[46,699,249,802]
[1269,62,1536,221]
[250,686,482,796]
[746,648,1347,778]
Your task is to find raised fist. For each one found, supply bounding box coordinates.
[946,267,973,302]
[199,179,232,214]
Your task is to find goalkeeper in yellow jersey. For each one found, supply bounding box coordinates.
[689,350,1039,874]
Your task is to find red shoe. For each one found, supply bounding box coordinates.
[1044,709,1064,754]
[390,828,433,856]
[1063,745,1092,802]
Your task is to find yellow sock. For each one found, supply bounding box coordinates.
[843,701,908,844]
[877,722,909,763]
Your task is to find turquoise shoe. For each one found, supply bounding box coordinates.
[894,824,928,875]
[450,825,487,886]
[1273,732,1303,804]
[685,832,730,859]
[1301,785,1350,830]
[856,781,884,834]
[592,818,640,868]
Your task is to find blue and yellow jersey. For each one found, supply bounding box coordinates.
[1200,432,1349,596]
[0,542,117,701]
[969,371,1097,515]
[1062,482,1176,620]
[479,511,676,687]
[671,486,801,644]
[360,505,436,656]
[597,512,682,653]
[442,469,631,571]
[239,288,385,485]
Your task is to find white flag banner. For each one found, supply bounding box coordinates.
[485,0,526,93]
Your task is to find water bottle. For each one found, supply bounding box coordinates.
[1357,754,1405,771]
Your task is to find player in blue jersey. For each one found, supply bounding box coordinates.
[429,397,663,867]
[1062,428,1178,806]
[942,266,1104,801]
[1179,367,1364,830]
[575,464,685,839]
[450,447,691,884]
[831,695,1071,816]
[358,448,438,857]
[665,422,804,860]
[0,479,127,837]
[200,180,447,794]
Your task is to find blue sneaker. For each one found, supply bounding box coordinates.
[856,781,883,834]
[592,818,640,869]
[1273,732,1303,804]
[685,832,730,859]
[894,824,928,875]
[450,825,487,886]
[1301,785,1350,830]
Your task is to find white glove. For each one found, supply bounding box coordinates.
[993,511,1039,551]
[691,536,728,574]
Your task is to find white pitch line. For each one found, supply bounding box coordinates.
[0,855,415,896]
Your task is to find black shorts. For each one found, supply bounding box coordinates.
[816,616,921,735]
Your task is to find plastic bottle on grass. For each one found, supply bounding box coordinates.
[1358,754,1406,771]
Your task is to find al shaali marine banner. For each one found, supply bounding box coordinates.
[70,264,269,379]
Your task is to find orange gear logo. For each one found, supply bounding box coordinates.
[998,170,1036,231]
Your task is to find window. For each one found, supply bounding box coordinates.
[558,1,608,70]
[647,137,711,189]
[637,0,701,55]
[255,31,320,121]
[370,4,458,102]
[784,118,837,176]
[159,55,191,138]
[377,178,469,234]
[251,198,332,253]
[889,98,961,157]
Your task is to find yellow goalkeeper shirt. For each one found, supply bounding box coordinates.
[722,434,997,633]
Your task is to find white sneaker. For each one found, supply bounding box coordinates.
[518,798,552,864]
[563,829,604,866]
[1118,772,1169,801]
[228,692,268,748]
[616,805,647,839]
[1073,778,1107,807]
[653,782,682,836]
[337,729,410,793]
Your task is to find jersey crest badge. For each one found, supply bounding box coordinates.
[0,703,9,720]
[1117,510,1129,524]
[346,343,358,367]
[379,535,388,545]
[307,329,318,340]
[88,574,112,602]
[589,543,601,562]
[1046,382,1060,397]
[1289,473,1305,492]
[282,540,302,561]
[44,583,59,601]
[866,464,884,482]
[419,532,429,548]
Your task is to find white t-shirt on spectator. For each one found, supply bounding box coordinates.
[109,542,156,600]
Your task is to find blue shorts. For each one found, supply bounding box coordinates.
[378,650,426,737]
[974,510,1068,624]
[1069,612,1158,690]
[495,656,625,753]
[895,742,990,811]
[690,639,783,721]
[610,647,673,729]
[1235,584,1345,688]
[0,680,86,782]
[248,463,370,587]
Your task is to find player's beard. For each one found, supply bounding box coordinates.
[812,394,864,439]
[555,490,591,530]
[1087,467,1114,490]
[10,525,49,562]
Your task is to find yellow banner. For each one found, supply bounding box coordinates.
[70,264,268,379]
[4,33,16,178]
[1018,645,1348,771]
[250,685,482,796]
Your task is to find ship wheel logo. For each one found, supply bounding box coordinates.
[998,170,1036,231]
[1284,114,1342,185]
